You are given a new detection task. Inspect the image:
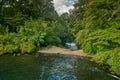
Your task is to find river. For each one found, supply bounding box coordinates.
[0,53,119,80]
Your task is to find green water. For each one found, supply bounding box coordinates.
[0,53,119,80]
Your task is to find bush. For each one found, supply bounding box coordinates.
[0,44,4,55]
[69,0,120,76]
[0,25,5,34]
[44,35,61,46]
[18,19,47,47]
[93,48,120,75]
[107,48,120,75]
[93,51,111,64]
[81,28,120,54]
[3,44,19,54]
[82,41,94,54]
[20,42,36,54]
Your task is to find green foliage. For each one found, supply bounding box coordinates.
[31,32,46,46]
[0,33,19,55]
[93,51,110,64]
[18,19,47,47]
[93,48,120,75]
[75,29,90,46]
[0,16,70,54]
[81,28,120,53]
[3,44,19,54]
[4,13,27,32]
[20,42,36,54]
[0,0,71,54]
[69,0,120,75]
[71,0,120,54]
[44,35,61,46]
[0,18,47,55]
[82,41,95,54]
[0,0,58,33]
[107,48,120,75]
[0,24,5,34]
[0,44,4,55]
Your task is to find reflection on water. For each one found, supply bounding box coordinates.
[48,72,77,80]
[0,54,119,80]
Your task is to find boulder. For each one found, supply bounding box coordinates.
[65,43,78,50]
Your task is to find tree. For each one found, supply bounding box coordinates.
[68,0,120,75]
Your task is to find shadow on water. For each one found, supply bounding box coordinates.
[0,53,120,80]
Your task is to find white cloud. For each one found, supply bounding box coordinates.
[53,0,75,15]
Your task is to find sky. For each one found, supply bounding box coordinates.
[53,0,77,15]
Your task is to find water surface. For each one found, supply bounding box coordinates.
[0,53,119,80]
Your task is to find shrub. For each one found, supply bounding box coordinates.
[0,44,4,55]
[107,48,120,75]
[20,41,36,54]
[93,48,120,75]
[3,44,19,54]
[93,51,111,64]
[44,35,61,46]
[81,28,120,54]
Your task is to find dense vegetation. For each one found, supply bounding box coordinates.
[0,0,71,55]
[69,0,120,75]
[0,0,120,76]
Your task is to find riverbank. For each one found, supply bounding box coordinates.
[37,46,91,57]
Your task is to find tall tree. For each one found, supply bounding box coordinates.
[0,0,58,32]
